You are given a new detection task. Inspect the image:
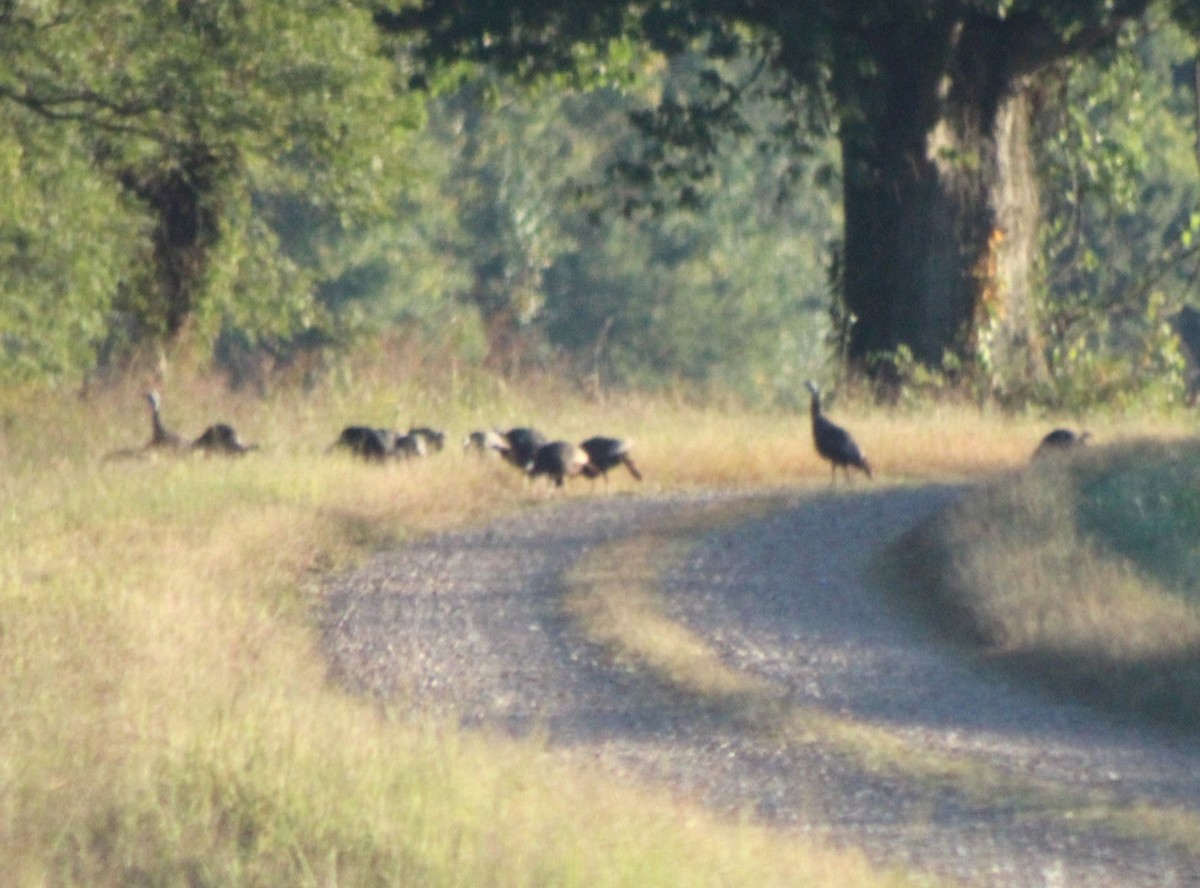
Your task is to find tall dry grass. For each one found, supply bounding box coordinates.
[1,368,944,887]
[2,358,1195,884]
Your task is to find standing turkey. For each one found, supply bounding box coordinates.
[145,390,187,451]
[804,381,871,482]
[102,391,187,462]
[580,436,642,488]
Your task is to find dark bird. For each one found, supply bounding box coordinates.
[328,425,393,461]
[527,440,590,488]
[580,436,643,488]
[105,392,256,463]
[463,429,506,454]
[102,391,185,462]
[408,426,446,453]
[391,431,426,459]
[1033,428,1091,460]
[805,380,871,482]
[494,427,548,470]
[192,423,258,456]
[145,390,187,451]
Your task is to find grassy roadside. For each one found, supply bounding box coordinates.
[0,371,1193,885]
[1,377,939,888]
[563,487,1200,859]
[0,463,910,887]
[885,437,1200,728]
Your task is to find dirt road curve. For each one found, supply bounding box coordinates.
[323,486,1200,887]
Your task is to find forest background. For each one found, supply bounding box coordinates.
[1,1,1199,411]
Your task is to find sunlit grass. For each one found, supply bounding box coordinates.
[2,361,1197,884]
[564,496,787,704]
[1,372,945,887]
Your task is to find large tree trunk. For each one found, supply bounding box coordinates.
[121,151,222,339]
[834,16,1045,389]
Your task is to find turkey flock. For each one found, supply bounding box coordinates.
[103,386,1089,486]
[103,390,644,492]
[327,418,641,490]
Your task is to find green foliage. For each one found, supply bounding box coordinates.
[409,57,841,402]
[1169,0,1200,38]
[199,188,322,347]
[0,106,143,380]
[1,0,1198,407]
[866,346,968,405]
[1075,439,1200,601]
[386,0,1193,390]
[1033,17,1200,409]
[0,0,418,378]
[1040,289,1191,409]
[543,174,837,401]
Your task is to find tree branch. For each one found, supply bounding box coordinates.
[1193,57,1200,176]
[1006,0,1153,76]
[0,83,171,145]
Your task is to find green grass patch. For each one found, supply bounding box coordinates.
[1073,439,1200,599]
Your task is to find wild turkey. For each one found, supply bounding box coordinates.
[145,390,187,451]
[804,381,871,482]
[192,423,258,456]
[463,429,507,454]
[580,436,642,487]
[391,431,427,459]
[102,391,184,462]
[1033,428,1091,460]
[328,425,393,461]
[408,426,446,453]
[494,427,548,470]
[527,440,589,488]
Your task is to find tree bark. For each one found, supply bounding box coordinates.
[834,14,1046,388]
[987,82,1045,387]
[120,152,221,338]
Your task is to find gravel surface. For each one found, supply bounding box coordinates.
[323,485,1200,887]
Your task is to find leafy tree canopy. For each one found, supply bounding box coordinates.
[0,0,418,378]
[380,0,1197,391]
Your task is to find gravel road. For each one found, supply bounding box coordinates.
[323,485,1200,887]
